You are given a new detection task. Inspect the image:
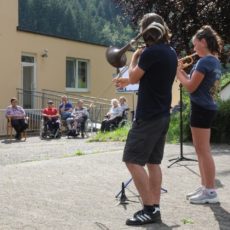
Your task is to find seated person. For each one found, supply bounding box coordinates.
[5,97,28,140]
[119,96,129,118]
[66,100,89,136]
[100,98,122,132]
[59,95,73,120]
[42,100,60,137]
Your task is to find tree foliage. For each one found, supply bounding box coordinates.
[113,0,230,57]
[18,0,135,47]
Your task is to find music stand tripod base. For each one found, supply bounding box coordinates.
[118,182,128,204]
[115,178,168,205]
[168,156,197,168]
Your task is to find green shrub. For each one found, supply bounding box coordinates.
[211,99,230,144]
[88,123,131,142]
[168,89,230,144]
[167,88,191,143]
[220,72,230,89]
[167,112,180,143]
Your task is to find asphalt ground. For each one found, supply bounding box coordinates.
[0,136,230,230]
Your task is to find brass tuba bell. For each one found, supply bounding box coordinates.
[105,22,166,68]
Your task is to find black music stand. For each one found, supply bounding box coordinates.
[115,179,132,204]
[115,178,168,205]
[168,83,197,168]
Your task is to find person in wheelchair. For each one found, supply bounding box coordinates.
[118,96,129,124]
[66,100,89,137]
[59,95,73,120]
[5,97,29,140]
[117,107,130,128]
[119,96,129,114]
[100,98,123,132]
[41,100,61,138]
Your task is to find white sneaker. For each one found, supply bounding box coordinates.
[189,189,219,204]
[186,186,204,200]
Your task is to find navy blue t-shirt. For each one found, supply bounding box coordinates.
[59,102,73,111]
[136,43,177,120]
[190,56,221,110]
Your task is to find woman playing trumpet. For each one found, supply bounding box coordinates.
[177,25,223,204]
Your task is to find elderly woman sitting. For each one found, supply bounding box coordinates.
[100,98,122,132]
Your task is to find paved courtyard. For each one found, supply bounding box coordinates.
[0,136,230,229]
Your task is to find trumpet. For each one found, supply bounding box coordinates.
[178,53,197,69]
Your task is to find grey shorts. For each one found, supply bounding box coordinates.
[123,116,170,166]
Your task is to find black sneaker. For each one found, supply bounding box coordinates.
[126,208,161,226]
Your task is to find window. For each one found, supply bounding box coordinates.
[66,58,89,92]
[21,55,34,63]
[66,59,76,88]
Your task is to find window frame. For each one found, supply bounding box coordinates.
[65,57,90,92]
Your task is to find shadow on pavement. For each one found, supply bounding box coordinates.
[209,203,230,230]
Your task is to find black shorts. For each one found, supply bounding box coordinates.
[123,116,170,166]
[190,101,217,128]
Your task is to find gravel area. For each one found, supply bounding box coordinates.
[0,135,125,166]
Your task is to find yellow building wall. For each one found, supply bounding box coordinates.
[0,0,179,110]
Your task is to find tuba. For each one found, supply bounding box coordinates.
[105,22,166,68]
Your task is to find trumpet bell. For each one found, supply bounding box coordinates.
[105,46,127,68]
[179,53,197,69]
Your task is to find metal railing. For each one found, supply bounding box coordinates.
[16,88,112,123]
[42,89,111,106]
[0,89,132,136]
[1,108,105,137]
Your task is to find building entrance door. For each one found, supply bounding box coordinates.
[21,55,36,108]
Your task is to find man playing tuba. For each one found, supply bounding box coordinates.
[113,13,177,226]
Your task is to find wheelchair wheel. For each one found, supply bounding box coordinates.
[54,129,62,139]
[119,119,127,128]
[83,118,92,138]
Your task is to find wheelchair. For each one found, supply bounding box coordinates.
[66,116,90,138]
[102,108,129,132]
[117,108,129,128]
[40,117,62,139]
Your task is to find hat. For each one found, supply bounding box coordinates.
[47,100,53,104]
